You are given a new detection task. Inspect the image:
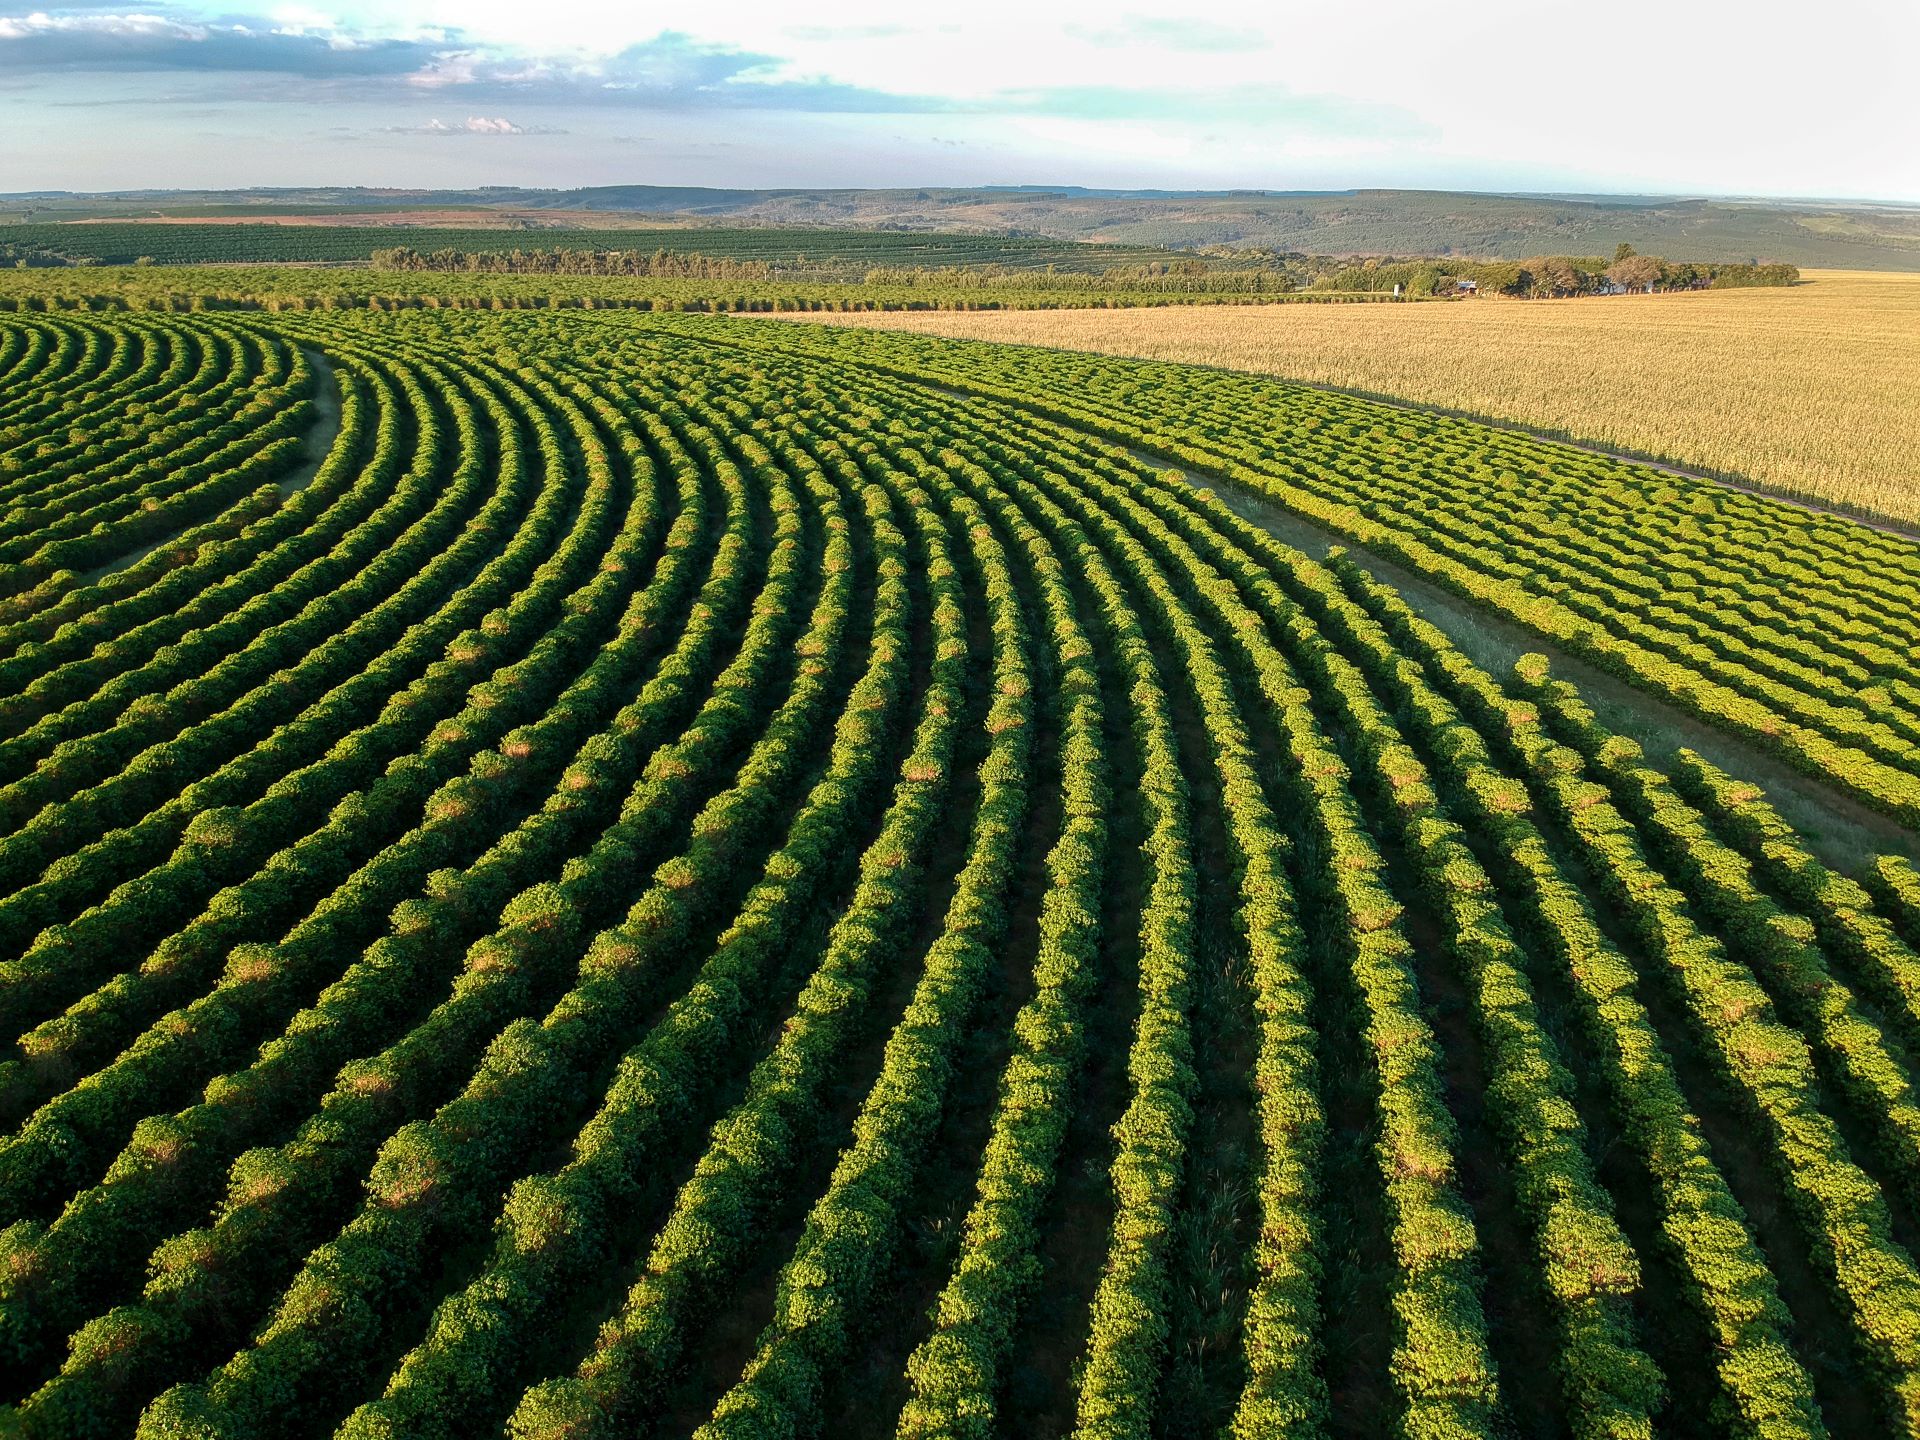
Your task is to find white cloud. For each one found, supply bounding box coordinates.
[381,113,562,134]
[0,12,209,41]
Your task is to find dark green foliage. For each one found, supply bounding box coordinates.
[1,308,1914,1440]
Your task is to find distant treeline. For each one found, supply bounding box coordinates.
[368,243,1798,299]
[1313,248,1800,297]
[371,246,789,279]
[853,261,1309,294]
[371,247,1318,294]
[14,225,1803,305]
[0,222,1183,272]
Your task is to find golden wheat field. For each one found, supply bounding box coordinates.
[799,269,1920,527]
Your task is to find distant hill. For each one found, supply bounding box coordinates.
[6,186,1919,270]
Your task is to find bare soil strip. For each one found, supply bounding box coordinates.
[279,348,342,495]
[81,346,343,584]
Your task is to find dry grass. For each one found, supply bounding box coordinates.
[794,270,1920,526]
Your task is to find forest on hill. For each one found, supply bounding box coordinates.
[5,186,1917,269]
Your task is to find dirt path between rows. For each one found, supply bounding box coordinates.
[1178,466,1919,870]
[82,346,341,584]
[279,347,341,495]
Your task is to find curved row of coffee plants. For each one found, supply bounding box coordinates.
[2,308,1918,1440]
[0,315,316,607]
[718,317,1920,828]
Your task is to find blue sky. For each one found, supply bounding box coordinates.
[1,1,1914,200]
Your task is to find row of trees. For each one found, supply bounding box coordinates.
[369,242,1801,301]
[372,246,792,279]
[1,243,107,269]
[1313,245,1800,297]
[5,232,1808,303]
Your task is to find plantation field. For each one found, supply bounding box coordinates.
[5,308,1920,1440]
[0,223,1198,272]
[812,269,1920,526]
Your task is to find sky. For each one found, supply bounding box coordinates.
[1,0,1915,201]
